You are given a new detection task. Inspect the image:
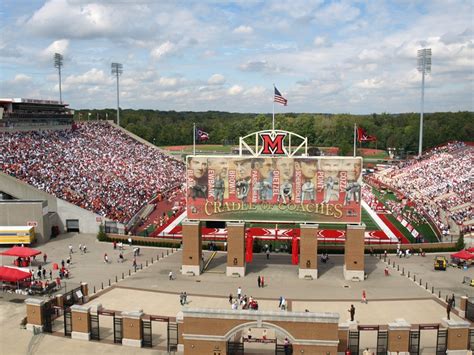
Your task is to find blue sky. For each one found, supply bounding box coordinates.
[0,0,472,113]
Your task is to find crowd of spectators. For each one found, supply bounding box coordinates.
[372,142,473,233]
[0,122,185,223]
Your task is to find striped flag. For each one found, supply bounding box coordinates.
[274,86,287,106]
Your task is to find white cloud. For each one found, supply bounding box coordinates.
[355,78,385,89]
[208,74,226,85]
[158,77,181,87]
[13,74,32,83]
[357,49,383,62]
[64,68,110,86]
[40,39,69,60]
[313,36,327,46]
[233,25,253,34]
[314,2,360,24]
[151,41,177,60]
[228,85,243,95]
[24,0,127,39]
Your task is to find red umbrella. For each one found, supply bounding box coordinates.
[0,246,42,257]
[466,247,474,253]
[0,266,32,282]
[451,250,474,260]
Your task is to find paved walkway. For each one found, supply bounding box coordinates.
[1,232,472,355]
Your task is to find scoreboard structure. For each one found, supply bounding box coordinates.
[182,129,366,281]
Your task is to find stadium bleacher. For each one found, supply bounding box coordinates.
[372,142,473,234]
[0,121,185,223]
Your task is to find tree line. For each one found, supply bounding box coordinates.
[75,109,473,155]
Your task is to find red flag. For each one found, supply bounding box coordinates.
[291,237,299,265]
[245,235,253,263]
[357,127,377,142]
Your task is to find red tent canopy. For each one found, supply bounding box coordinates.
[451,250,474,260]
[0,246,41,258]
[467,247,474,253]
[0,266,32,282]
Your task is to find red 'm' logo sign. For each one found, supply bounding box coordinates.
[260,133,287,155]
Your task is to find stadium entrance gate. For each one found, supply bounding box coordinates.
[66,219,79,233]
[90,309,122,343]
[348,325,387,355]
[409,324,447,355]
[466,298,474,322]
[227,335,293,355]
[141,315,178,352]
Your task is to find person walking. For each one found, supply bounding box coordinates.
[266,250,270,260]
[257,276,261,288]
[79,244,82,254]
[179,292,184,305]
[69,244,73,254]
[43,253,47,264]
[237,286,242,299]
[261,276,265,288]
[133,257,137,271]
[49,270,52,280]
[349,304,355,321]
[104,253,109,263]
[447,301,452,320]
[183,292,187,304]
[362,290,367,304]
[169,271,174,280]
[42,268,46,279]
[278,296,283,308]
[229,294,233,304]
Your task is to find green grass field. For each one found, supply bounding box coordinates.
[371,187,438,242]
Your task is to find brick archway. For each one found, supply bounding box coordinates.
[223,321,296,343]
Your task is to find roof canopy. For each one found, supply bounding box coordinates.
[466,247,474,253]
[451,250,474,260]
[0,246,41,257]
[0,266,31,282]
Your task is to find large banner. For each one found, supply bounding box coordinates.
[186,156,362,223]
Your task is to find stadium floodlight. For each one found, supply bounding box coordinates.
[417,48,431,157]
[111,62,123,127]
[54,53,64,104]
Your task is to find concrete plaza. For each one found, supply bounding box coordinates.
[0,232,473,354]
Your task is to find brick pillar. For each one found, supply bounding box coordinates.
[338,323,349,353]
[226,221,246,277]
[71,305,91,340]
[459,296,467,319]
[55,294,64,308]
[25,298,45,332]
[81,282,89,301]
[176,311,184,353]
[182,219,202,275]
[441,319,470,354]
[299,223,318,279]
[122,310,144,347]
[387,319,411,355]
[344,224,365,281]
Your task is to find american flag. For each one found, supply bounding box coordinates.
[274,86,287,106]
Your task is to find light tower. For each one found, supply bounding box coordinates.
[54,53,64,103]
[111,62,123,127]
[417,48,431,157]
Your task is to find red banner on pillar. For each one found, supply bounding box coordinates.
[245,235,253,263]
[291,236,299,265]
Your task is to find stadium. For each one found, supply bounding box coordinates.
[0,95,473,355]
[0,2,473,354]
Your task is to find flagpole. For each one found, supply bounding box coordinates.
[272,84,275,131]
[193,122,196,155]
[353,123,357,157]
